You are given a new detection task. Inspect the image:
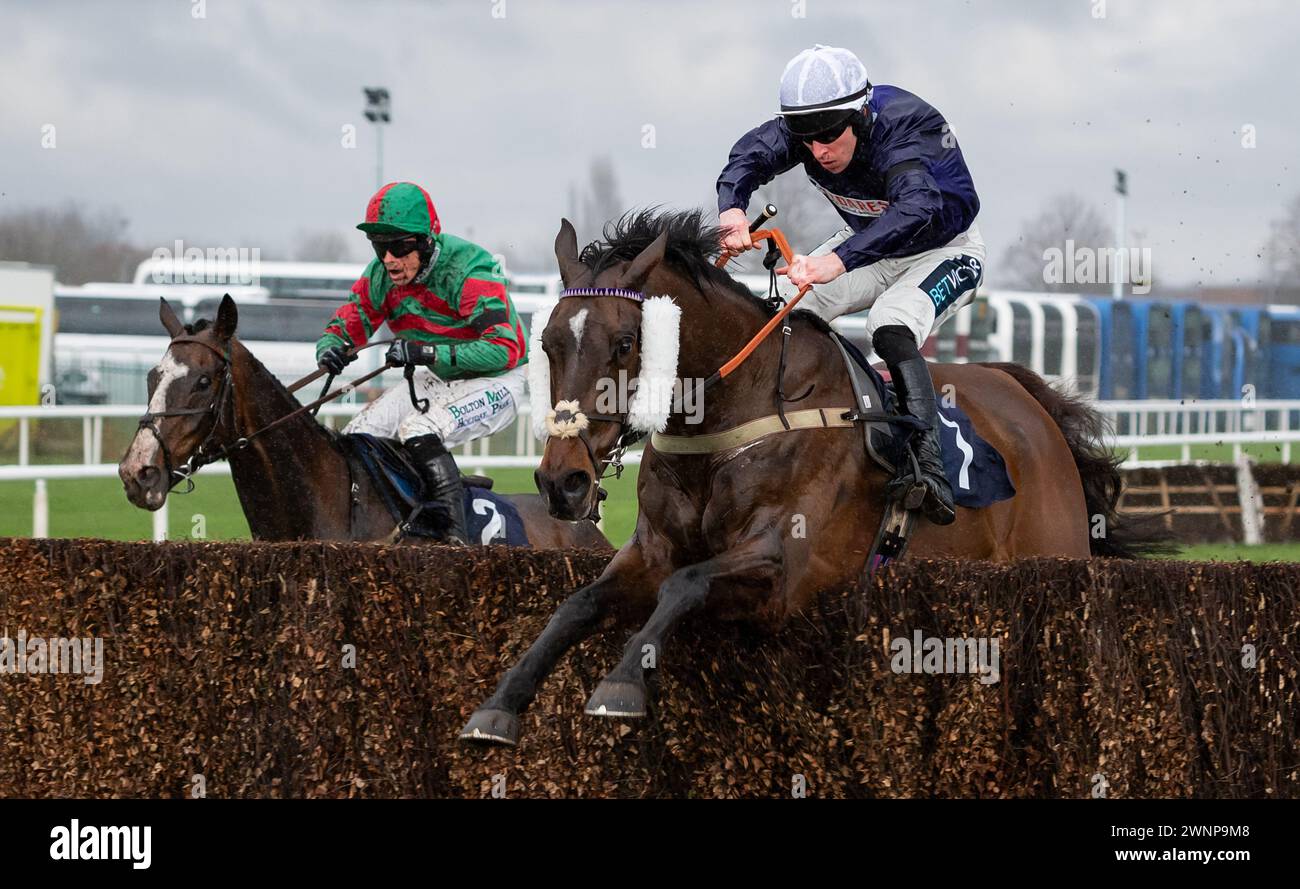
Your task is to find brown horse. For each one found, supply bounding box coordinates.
[119,295,610,548]
[460,209,1160,745]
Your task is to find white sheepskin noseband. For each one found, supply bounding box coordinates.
[527,301,558,439]
[625,296,681,433]
[526,295,681,441]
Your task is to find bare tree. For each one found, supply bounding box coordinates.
[291,230,354,262]
[573,156,624,245]
[1263,194,1300,299]
[0,204,147,283]
[999,193,1114,293]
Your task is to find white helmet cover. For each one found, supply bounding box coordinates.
[779,44,872,115]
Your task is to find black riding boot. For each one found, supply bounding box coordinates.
[405,434,470,544]
[871,325,956,526]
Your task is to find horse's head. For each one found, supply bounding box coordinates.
[532,216,682,520]
[119,295,239,510]
[533,214,691,517]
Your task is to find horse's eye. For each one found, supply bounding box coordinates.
[195,375,211,391]
[616,336,635,357]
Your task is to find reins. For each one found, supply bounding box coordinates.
[139,337,394,494]
[550,206,810,482]
[707,208,813,391]
[550,207,937,574]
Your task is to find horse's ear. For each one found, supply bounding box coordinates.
[616,229,668,292]
[212,293,239,342]
[159,298,184,338]
[554,218,589,289]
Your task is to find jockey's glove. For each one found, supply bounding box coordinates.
[385,339,440,368]
[318,344,356,376]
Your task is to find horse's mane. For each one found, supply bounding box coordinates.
[578,207,834,335]
[183,318,336,443]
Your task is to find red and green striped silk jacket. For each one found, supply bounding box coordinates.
[315,234,528,380]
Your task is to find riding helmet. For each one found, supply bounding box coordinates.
[777,44,872,138]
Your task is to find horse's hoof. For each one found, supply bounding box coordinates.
[585,678,647,718]
[458,708,520,746]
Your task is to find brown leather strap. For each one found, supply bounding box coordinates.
[234,363,391,447]
[286,339,393,393]
[649,406,855,455]
[712,228,811,382]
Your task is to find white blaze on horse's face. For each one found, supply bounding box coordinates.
[568,308,589,354]
[148,352,189,416]
[528,295,683,442]
[121,350,191,507]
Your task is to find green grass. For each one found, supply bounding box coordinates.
[1124,443,1293,464]
[0,464,643,547]
[7,462,1300,563]
[0,417,650,542]
[1171,542,1300,563]
[0,475,253,541]
[9,416,1294,551]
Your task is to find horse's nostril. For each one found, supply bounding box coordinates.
[137,465,160,485]
[562,470,591,497]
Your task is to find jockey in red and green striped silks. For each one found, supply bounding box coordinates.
[315,181,531,544]
[315,181,527,380]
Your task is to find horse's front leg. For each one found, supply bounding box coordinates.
[585,529,783,719]
[459,540,660,746]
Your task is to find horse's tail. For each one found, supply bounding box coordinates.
[979,361,1174,559]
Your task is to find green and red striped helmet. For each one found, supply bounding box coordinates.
[357,182,442,238]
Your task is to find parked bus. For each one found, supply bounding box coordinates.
[52,282,336,403]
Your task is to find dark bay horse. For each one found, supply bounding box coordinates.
[119,295,609,548]
[460,208,1160,745]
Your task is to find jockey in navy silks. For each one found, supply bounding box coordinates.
[716,44,985,525]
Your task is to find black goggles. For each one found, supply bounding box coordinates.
[786,109,857,145]
[369,235,423,260]
[800,120,851,146]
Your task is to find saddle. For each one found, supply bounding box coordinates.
[830,333,1016,573]
[831,333,911,475]
[824,333,926,572]
[337,433,528,545]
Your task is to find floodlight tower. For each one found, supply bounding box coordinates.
[363,87,391,190]
[1113,169,1127,301]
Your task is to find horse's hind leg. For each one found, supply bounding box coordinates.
[585,531,783,719]
[459,542,659,746]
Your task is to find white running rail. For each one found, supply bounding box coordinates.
[4,399,1299,539]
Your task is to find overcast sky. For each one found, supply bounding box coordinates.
[4,0,1297,286]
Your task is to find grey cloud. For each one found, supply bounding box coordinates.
[1,0,1296,286]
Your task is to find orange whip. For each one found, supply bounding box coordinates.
[702,204,811,389]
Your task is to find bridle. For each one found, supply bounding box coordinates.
[549,287,651,494]
[136,335,240,494]
[137,335,393,494]
[546,224,814,515]
[551,214,943,574]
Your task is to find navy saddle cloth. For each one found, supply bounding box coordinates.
[836,335,1016,510]
[338,433,529,545]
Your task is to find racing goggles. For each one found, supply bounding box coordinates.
[369,235,424,261]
